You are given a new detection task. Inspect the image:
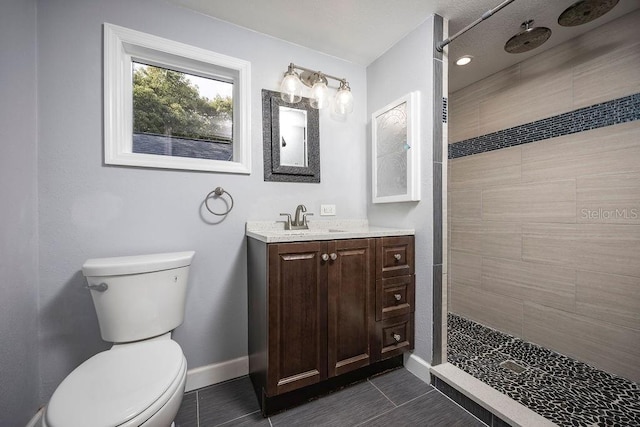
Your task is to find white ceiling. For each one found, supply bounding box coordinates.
[168,0,639,92]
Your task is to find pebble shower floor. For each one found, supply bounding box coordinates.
[447,313,640,426]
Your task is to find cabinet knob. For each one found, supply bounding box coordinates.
[393,333,402,343]
[394,253,402,261]
[321,253,329,261]
[394,293,402,302]
[330,253,338,261]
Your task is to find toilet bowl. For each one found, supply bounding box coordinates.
[43,251,195,427]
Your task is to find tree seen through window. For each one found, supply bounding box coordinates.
[132,63,234,161]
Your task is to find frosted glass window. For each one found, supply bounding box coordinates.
[376,102,408,197]
[371,91,420,203]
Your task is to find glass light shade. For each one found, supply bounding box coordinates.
[310,81,329,109]
[280,72,302,103]
[333,87,354,116]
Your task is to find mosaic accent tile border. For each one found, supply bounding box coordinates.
[449,92,640,159]
[442,97,448,124]
[448,313,640,427]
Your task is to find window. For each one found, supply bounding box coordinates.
[104,23,251,173]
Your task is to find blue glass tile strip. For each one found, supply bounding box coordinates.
[449,93,640,159]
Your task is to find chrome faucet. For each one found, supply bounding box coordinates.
[280,204,313,230]
[294,204,306,227]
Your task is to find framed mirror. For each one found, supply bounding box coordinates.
[262,89,320,182]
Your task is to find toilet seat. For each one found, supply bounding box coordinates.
[45,340,186,427]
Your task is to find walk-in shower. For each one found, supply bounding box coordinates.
[442,1,638,426]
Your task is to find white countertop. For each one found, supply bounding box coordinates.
[246,220,414,243]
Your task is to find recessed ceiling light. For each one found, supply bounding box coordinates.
[456,55,473,66]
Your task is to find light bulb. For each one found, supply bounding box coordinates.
[280,71,302,103]
[455,55,473,66]
[309,80,329,109]
[333,86,354,116]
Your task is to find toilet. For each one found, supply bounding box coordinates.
[43,251,196,427]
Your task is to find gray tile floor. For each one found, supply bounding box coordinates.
[175,367,485,427]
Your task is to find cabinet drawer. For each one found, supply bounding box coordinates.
[376,236,414,279]
[376,275,415,321]
[377,315,414,360]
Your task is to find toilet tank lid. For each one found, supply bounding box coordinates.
[82,251,195,276]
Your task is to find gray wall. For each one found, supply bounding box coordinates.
[366,16,438,364]
[0,0,41,424]
[36,0,368,402]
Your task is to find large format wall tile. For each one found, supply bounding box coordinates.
[573,42,640,108]
[449,11,640,143]
[450,250,482,288]
[521,122,640,183]
[449,189,481,220]
[450,147,521,190]
[450,220,522,260]
[448,65,518,143]
[478,67,573,137]
[523,302,640,383]
[577,172,640,225]
[482,257,576,312]
[451,285,523,337]
[449,91,479,144]
[522,223,640,278]
[576,270,640,331]
[482,180,576,223]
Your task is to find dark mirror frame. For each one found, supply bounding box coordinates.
[262,89,320,183]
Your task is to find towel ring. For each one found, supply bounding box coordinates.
[205,187,234,216]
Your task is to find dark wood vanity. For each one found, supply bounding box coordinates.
[247,234,415,415]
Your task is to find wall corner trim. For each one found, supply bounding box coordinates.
[403,352,432,384]
[185,356,249,392]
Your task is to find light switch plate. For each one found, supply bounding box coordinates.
[320,204,336,216]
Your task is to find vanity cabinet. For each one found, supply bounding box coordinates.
[247,235,414,412]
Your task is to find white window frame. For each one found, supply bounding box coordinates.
[104,23,251,174]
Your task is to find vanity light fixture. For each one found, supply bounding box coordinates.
[455,55,473,66]
[280,63,353,116]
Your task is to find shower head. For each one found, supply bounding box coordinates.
[558,0,619,27]
[504,20,552,54]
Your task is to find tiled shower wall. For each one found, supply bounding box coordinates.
[447,10,640,383]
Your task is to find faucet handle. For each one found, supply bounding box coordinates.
[279,213,292,230]
[302,212,314,226]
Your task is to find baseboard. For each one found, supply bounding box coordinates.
[403,352,432,384]
[25,407,44,427]
[185,356,249,392]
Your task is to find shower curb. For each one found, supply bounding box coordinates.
[430,363,557,427]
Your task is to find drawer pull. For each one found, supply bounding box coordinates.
[394,253,402,261]
[330,253,338,261]
[394,293,402,302]
[321,253,329,261]
[393,333,402,343]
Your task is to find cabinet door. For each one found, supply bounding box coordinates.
[327,238,376,377]
[267,242,328,395]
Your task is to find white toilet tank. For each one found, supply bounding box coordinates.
[82,251,195,343]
